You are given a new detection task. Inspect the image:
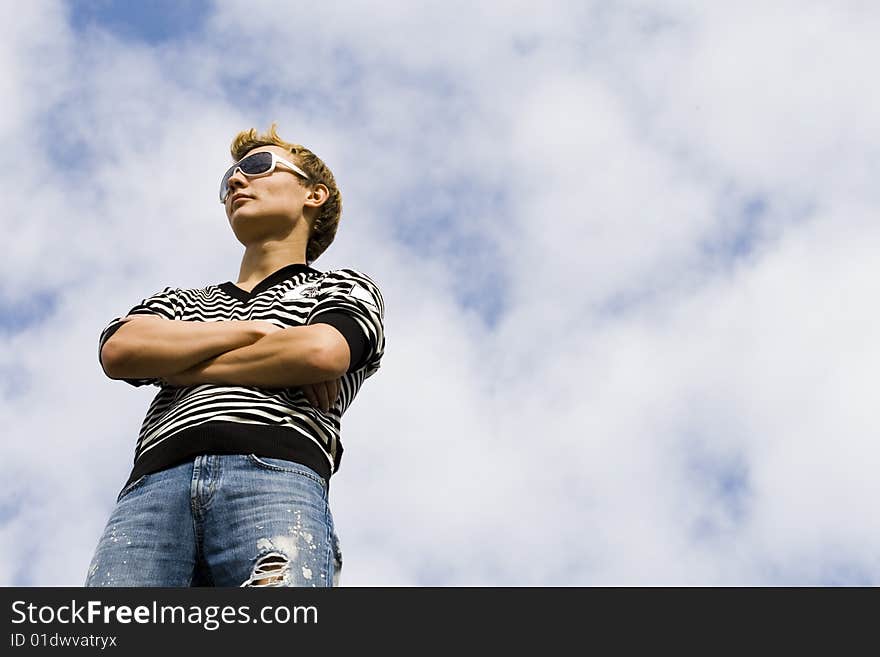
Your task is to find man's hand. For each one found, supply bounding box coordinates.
[300,377,343,413]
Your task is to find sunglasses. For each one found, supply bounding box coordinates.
[219,151,310,203]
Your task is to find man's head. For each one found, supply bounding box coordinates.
[225,124,341,265]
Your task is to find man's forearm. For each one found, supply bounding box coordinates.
[102,318,265,379]
[166,325,337,389]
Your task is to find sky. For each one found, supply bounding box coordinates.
[1,0,878,586]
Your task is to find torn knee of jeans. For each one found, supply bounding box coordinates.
[241,551,290,587]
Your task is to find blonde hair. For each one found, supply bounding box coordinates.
[230,123,341,265]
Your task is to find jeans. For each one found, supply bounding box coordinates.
[85,454,342,587]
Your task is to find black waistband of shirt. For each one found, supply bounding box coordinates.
[122,421,334,490]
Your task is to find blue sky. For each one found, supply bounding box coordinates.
[1,0,879,586]
[68,0,212,43]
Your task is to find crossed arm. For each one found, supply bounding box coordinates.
[101,316,349,410]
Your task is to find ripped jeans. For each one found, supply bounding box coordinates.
[85,454,342,587]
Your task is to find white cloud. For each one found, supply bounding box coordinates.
[1,0,878,585]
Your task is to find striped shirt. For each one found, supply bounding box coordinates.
[98,263,385,488]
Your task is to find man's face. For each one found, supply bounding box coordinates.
[224,145,312,241]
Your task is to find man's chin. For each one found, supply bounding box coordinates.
[229,209,260,227]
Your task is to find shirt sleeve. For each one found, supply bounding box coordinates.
[98,286,179,387]
[306,269,386,377]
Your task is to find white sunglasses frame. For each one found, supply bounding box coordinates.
[220,151,311,203]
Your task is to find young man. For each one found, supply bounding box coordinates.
[85,125,385,587]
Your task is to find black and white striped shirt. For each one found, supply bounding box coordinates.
[98,264,385,488]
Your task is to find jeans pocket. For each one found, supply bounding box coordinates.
[115,474,148,504]
[246,454,327,490]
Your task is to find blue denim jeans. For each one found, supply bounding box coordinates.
[85,454,342,587]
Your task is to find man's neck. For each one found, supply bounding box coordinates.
[237,242,308,290]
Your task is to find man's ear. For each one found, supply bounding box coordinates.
[305,184,329,209]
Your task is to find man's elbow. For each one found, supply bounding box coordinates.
[99,317,148,378]
[100,339,129,379]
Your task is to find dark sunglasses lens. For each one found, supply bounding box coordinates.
[220,152,273,200]
[239,151,273,174]
[220,167,234,199]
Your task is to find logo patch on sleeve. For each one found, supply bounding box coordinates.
[348,283,378,309]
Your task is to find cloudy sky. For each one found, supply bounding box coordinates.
[1,0,878,586]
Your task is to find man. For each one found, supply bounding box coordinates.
[85,124,385,587]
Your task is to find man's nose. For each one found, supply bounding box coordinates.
[227,168,247,191]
